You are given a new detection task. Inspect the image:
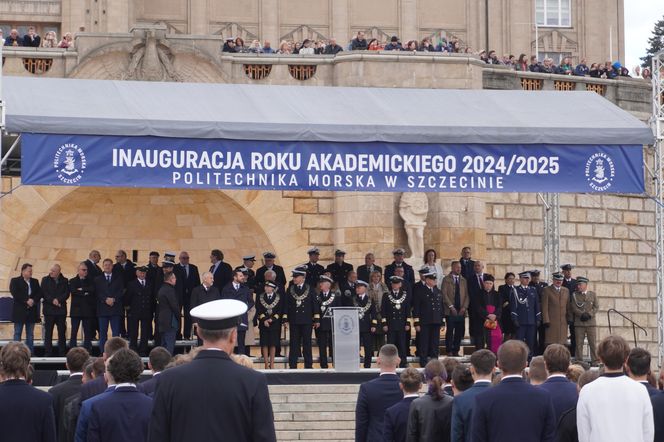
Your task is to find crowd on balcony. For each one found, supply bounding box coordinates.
[1,27,74,49]
[220,30,654,81]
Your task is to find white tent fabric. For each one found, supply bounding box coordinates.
[2,76,654,145]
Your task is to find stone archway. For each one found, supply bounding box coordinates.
[16,187,275,276]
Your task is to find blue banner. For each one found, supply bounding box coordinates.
[21,133,644,193]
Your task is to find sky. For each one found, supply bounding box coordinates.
[624,1,664,71]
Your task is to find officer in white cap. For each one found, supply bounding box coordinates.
[381,275,411,368]
[149,299,276,442]
[283,267,320,369]
[353,280,377,368]
[413,271,443,367]
[315,275,340,368]
[510,271,541,359]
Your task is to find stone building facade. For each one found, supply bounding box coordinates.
[2,0,624,65]
[0,2,658,360]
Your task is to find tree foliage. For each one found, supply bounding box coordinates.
[641,16,664,69]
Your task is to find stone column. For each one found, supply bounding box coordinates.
[61,0,89,33]
[331,0,350,44]
[333,192,396,267]
[105,0,130,33]
[189,1,208,35]
[431,194,487,263]
[260,0,279,46]
[400,0,418,40]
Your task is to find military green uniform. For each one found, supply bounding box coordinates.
[568,290,599,363]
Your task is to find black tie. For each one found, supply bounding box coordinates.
[210,265,215,272]
[454,277,461,310]
[141,280,145,288]
[106,275,111,284]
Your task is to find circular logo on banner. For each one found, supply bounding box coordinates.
[584,152,615,192]
[339,314,355,335]
[53,143,86,184]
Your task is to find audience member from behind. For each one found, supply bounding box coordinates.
[49,347,90,441]
[0,341,56,442]
[86,349,152,442]
[138,346,172,396]
[76,337,129,442]
[355,344,402,442]
[651,376,664,442]
[538,344,578,424]
[527,356,547,386]
[577,335,653,442]
[442,357,460,396]
[451,349,496,442]
[566,363,585,384]
[451,364,474,396]
[471,340,556,442]
[557,370,600,442]
[626,347,660,397]
[383,367,422,442]
[407,359,454,442]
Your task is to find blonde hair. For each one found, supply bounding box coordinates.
[231,354,255,369]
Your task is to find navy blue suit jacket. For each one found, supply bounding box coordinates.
[651,392,664,442]
[538,376,578,424]
[137,375,160,397]
[79,376,107,403]
[0,379,56,442]
[355,373,402,442]
[451,381,492,442]
[87,386,153,442]
[383,396,416,442]
[471,377,556,442]
[639,381,661,398]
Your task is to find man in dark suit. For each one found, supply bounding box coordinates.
[355,344,403,442]
[190,272,220,345]
[560,264,577,357]
[384,248,415,286]
[42,264,70,357]
[357,252,382,284]
[149,299,276,442]
[76,338,129,441]
[467,260,489,349]
[220,268,255,355]
[383,367,421,442]
[451,349,496,442]
[497,273,516,341]
[0,342,56,442]
[304,247,325,288]
[112,250,136,287]
[126,266,153,356]
[255,251,287,288]
[79,337,129,403]
[138,347,172,397]
[471,340,556,442]
[9,263,42,354]
[157,272,180,355]
[459,247,475,281]
[209,249,233,292]
[626,347,661,397]
[69,262,97,351]
[22,26,41,47]
[539,344,578,424]
[651,390,664,442]
[326,249,354,284]
[84,250,103,280]
[49,347,89,442]
[87,349,153,442]
[94,259,125,351]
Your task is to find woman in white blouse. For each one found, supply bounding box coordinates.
[423,249,444,289]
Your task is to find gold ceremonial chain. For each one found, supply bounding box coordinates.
[290,285,310,306]
[318,292,336,314]
[387,291,407,310]
[260,292,280,315]
[354,297,372,319]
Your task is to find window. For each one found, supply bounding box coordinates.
[536,0,571,27]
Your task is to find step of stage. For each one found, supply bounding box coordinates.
[269,384,359,441]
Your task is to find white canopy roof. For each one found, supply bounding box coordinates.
[2,76,654,145]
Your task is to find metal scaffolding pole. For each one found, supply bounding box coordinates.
[653,50,664,368]
[540,192,560,282]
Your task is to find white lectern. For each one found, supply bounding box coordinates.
[328,307,360,372]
